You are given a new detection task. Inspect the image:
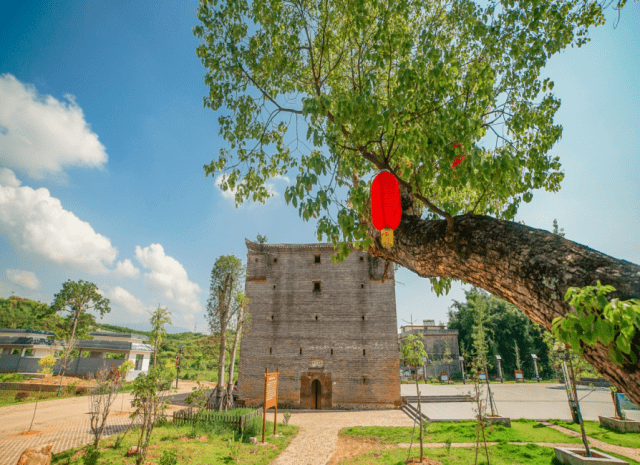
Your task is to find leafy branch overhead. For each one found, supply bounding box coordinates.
[552,281,640,367]
[194,0,609,262]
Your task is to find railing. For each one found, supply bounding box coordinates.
[172,407,260,432]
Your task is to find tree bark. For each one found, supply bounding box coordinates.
[226,306,244,409]
[362,192,640,407]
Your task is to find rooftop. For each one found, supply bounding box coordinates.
[245,238,363,253]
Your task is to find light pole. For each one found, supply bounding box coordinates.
[495,355,503,383]
[459,356,465,384]
[531,353,540,382]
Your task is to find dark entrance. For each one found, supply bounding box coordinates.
[311,379,321,409]
[300,372,332,409]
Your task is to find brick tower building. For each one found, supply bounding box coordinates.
[236,239,401,410]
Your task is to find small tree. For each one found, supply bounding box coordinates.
[118,360,135,412]
[51,280,110,395]
[513,340,522,371]
[206,255,246,410]
[402,334,428,463]
[149,305,172,369]
[28,355,57,432]
[130,368,173,465]
[225,293,251,409]
[89,366,122,448]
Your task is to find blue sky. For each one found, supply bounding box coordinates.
[0,1,638,333]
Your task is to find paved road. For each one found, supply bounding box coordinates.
[0,382,202,465]
[401,382,640,421]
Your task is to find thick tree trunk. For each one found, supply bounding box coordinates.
[363,191,640,407]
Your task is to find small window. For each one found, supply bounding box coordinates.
[300,348,302,355]
[360,256,364,262]
[361,284,364,289]
[314,282,321,292]
[255,258,258,262]
[315,255,321,263]
[24,349,33,356]
[273,258,277,263]
[271,315,274,321]
[331,349,334,355]
[11,348,20,355]
[270,347,272,355]
[135,354,144,371]
[273,285,276,289]
[315,315,318,321]
[362,315,365,321]
[363,349,366,356]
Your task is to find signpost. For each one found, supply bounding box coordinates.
[479,372,487,381]
[440,372,448,384]
[515,370,524,383]
[459,356,465,384]
[262,368,279,443]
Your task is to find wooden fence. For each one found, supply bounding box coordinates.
[172,407,259,432]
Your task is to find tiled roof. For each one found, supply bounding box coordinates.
[0,328,55,336]
[89,331,149,341]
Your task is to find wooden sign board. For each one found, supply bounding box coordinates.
[479,372,487,381]
[440,372,448,384]
[515,370,524,383]
[309,358,324,369]
[262,368,279,443]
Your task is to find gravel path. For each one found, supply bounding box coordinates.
[270,410,413,465]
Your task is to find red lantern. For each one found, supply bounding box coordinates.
[371,170,401,248]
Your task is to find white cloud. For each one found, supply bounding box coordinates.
[5,269,40,290]
[0,73,108,179]
[114,259,140,279]
[0,167,21,188]
[135,244,202,317]
[105,286,148,315]
[0,169,117,274]
[214,173,289,203]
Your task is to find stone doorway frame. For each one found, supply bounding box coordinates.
[300,372,332,409]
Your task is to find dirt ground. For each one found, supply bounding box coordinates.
[328,435,445,465]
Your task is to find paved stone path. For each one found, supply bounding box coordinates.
[539,421,640,462]
[0,383,199,465]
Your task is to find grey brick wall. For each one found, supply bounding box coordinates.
[237,240,401,410]
[0,354,125,377]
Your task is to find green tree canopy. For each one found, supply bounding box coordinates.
[194,0,609,260]
[448,287,555,379]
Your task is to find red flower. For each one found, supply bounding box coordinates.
[453,143,461,148]
[451,155,467,169]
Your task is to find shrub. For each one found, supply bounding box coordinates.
[0,373,27,382]
[76,386,88,396]
[283,411,291,425]
[159,450,178,465]
[82,446,100,465]
[14,391,29,402]
[64,381,79,396]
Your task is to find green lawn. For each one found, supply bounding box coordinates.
[341,420,583,445]
[0,389,83,407]
[336,443,640,465]
[547,419,640,449]
[52,420,298,465]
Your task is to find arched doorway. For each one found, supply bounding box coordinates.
[311,379,322,409]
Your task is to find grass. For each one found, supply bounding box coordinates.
[0,373,32,382]
[52,420,299,465]
[547,419,640,449]
[338,443,564,464]
[0,389,84,407]
[340,420,583,445]
[336,442,640,465]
